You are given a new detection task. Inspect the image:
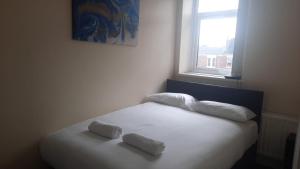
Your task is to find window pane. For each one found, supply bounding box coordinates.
[197,17,237,74]
[199,17,236,48]
[198,0,239,13]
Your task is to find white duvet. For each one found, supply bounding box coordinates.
[40,102,257,169]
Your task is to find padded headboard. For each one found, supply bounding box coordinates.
[166,79,264,126]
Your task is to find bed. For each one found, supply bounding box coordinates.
[40,79,264,169]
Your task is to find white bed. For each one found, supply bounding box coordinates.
[40,102,258,169]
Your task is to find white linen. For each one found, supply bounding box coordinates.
[143,92,196,109]
[123,133,166,156]
[190,101,256,122]
[40,102,258,169]
[88,121,122,139]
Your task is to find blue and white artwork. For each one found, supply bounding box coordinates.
[72,0,140,46]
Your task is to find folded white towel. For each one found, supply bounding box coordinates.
[88,121,122,139]
[123,133,166,156]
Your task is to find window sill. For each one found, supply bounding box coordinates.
[175,72,242,88]
[179,72,240,81]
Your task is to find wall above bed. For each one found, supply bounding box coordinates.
[0,0,177,168]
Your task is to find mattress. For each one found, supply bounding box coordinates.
[40,102,258,169]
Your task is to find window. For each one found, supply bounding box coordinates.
[207,55,216,68]
[193,0,240,76]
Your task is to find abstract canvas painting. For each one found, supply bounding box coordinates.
[72,0,140,46]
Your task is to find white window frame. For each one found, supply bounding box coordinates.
[191,0,241,76]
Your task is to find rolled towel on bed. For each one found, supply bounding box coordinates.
[123,133,166,156]
[88,121,122,139]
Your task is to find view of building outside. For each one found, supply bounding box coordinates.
[197,38,234,70]
[196,0,239,74]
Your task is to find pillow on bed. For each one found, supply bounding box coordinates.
[189,101,256,122]
[143,93,196,109]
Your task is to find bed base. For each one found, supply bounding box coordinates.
[43,144,258,169]
[231,143,257,169]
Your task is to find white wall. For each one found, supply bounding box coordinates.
[242,0,300,117]
[0,0,177,168]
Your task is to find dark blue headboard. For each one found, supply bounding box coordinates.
[166,79,264,125]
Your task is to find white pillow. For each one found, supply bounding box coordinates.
[189,101,256,122]
[143,93,196,109]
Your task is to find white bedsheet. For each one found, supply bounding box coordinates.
[40,102,257,169]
